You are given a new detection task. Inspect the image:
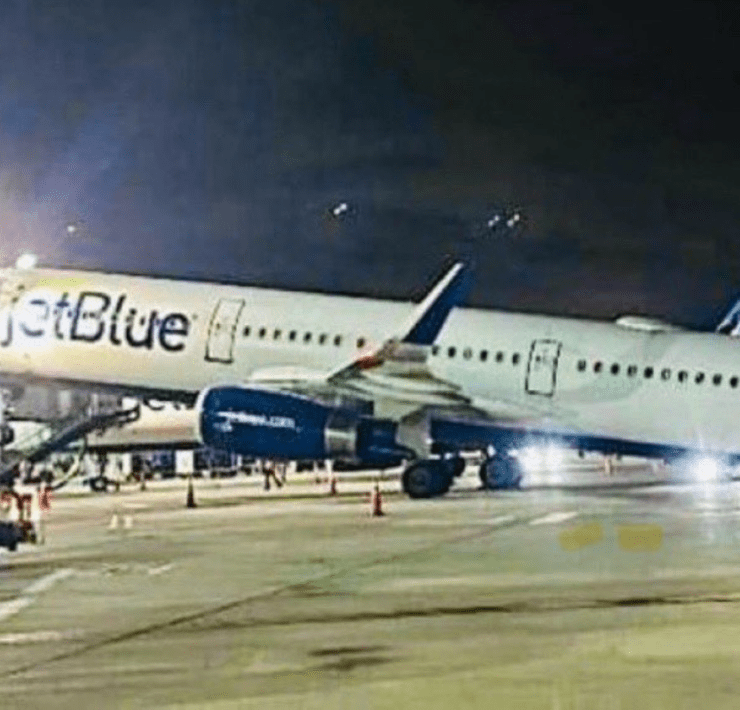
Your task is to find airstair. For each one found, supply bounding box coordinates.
[0,401,140,550]
[0,403,141,487]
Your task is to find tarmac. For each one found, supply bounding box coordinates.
[1,462,740,708]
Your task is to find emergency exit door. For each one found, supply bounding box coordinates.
[525,339,562,396]
[206,299,245,364]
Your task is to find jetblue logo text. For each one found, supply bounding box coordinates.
[214,411,297,433]
[0,291,190,352]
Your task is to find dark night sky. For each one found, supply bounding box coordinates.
[1,0,739,327]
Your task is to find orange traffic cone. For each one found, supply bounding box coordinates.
[186,475,197,508]
[370,482,384,517]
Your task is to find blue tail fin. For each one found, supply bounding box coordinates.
[717,298,740,335]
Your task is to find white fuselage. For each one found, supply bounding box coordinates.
[0,267,738,456]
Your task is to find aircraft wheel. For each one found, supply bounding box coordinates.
[89,476,108,493]
[479,456,523,490]
[402,460,452,499]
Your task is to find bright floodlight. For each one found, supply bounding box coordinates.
[544,444,564,469]
[66,223,77,235]
[691,457,721,484]
[15,253,38,269]
[517,444,565,473]
[516,447,542,472]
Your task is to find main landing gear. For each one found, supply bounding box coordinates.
[401,457,465,499]
[400,453,523,498]
[478,454,523,491]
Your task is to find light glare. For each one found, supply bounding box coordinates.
[15,253,37,269]
[517,445,565,472]
[692,457,721,483]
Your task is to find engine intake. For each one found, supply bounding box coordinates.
[197,386,408,465]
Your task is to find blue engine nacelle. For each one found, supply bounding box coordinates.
[197,386,409,466]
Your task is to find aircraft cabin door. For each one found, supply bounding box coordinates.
[206,298,245,364]
[525,339,562,396]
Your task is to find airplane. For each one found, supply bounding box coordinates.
[85,398,199,453]
[0,260,739,499]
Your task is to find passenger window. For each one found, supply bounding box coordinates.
[644,367,654,379]
[713,374,722,386]
[610,363,620,375]
[512,353,520,365]
[273,329,282,340]
[495,351,504,363]
[480,350,489,362]
[334,335,342,346]
[594,361,603,373]
[627,365,637,377]
[731,376,739,388]
[243,326,251,337]
[258,327,267,339]
[577,359,586,372]
[678,370,688,383]
[303,332,312,344]
[463,347,472,360]
[661,368,671,381]
[357,337,366,349]
[288,330,297,341]
[318,333,327,345]
[695,372,705,384]
[448,346,457,358]
[431,345,439,356]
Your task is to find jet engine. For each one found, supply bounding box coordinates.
[197,385,409,466]
[0,424,13,447]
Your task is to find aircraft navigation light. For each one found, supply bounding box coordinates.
[15,253,37,270]
[506,212,521,228]
[331,202,349,218]
[66,223,77,235]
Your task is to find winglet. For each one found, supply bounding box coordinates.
[717,297,740,335]
[328,261,471,381]
[399,261,470,345]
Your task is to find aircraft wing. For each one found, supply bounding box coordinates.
[241,261,570,423]
[243,261,474,413]
[234,259,582,455]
